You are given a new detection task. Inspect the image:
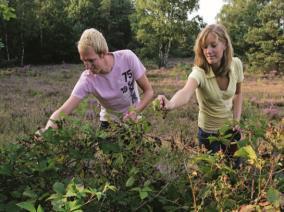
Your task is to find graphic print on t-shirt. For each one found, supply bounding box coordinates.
[120,69,138,104]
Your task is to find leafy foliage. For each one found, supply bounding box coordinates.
[0,108,283,211]
[131,0,201,67]
[0,0,135,66]
[0,0,16,50]
[0,0,16,20]
[218,0,284,73]
[245,0,284,72]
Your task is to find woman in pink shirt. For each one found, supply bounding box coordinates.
[43,28,153,130]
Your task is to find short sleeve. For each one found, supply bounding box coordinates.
[234,57,244,83]
[188,66,204,86]
[126,50,146,80]
[71,74,90,99]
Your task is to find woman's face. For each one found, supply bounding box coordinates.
[202,32,226,69]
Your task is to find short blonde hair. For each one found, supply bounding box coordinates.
[194,24,233,76]
[77,28,109,55]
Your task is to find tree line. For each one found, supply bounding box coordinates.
[0,0,283,72]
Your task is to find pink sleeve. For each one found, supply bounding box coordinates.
[127,50,146,79]
[71,74,89,99]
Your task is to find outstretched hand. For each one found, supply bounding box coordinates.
[232,120,242,140]
[34,128,46,142]
[156,95,171,110]
[123,110,138,122]
[35,128,46,136]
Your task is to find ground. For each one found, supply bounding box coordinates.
[0,61,283,144]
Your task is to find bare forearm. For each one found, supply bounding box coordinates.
[166,78,198,110]
[45,110,62,129]
[135,89,154,112]
[168,89,192,110]
[44,96,81,130]
[233,93,243,121]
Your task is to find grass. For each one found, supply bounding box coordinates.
[0,61,283,145]
[0,61,283,211]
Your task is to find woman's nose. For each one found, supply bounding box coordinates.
[206,46,214,54]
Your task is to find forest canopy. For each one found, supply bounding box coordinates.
[0,0,283,72]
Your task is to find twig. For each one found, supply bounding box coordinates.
[134,182,170,211]
[250,167,256,201]
[262,154,281,193]
[183,160,197,212]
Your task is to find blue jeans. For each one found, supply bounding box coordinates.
[198,127,241,156]
[100,121,110,130]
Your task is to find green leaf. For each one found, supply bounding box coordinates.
[126,176,135,187]
[0,164,12,176]
[143,180,151,187]
[96,192,102,201]
[67,200,82,211]
[141,186,152,192]
[37,204,44,212]
[129,167,139,175]
[16,201,36,212]
[130,187,140,192]
[47,194,61,201]
[23,189,37,199]
[99,142,120,153]
[267,187,280,208]
[194,154,216,164]
[139,191,149,200]
[53,182,65,194]
[234,145,257,160]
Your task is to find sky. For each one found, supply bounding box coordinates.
[190,0,226,24]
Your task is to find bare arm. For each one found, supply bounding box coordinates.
[158,78,198,110]
[233,82,243,122]
[45,95,82,129]
[135,74,154,112]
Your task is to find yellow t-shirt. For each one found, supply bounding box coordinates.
[188,57,244,132]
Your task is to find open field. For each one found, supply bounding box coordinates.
[0,61,283,144]
[0,62,283,211]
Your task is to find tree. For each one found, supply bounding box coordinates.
[217,0,268,58]
[245,0,284,72]
[66,0,134,51]
[131,0,199,67]
[0,0,15,20]
[0,0,15,57]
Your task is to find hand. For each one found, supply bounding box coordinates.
[233,124,241,132]
[34,128,46,142]
[85,109,96,120]
[35,128,46,136]
[232,120,242,140]
[232,119,241,131]
[123,110,138,122]
[157,95,171,110]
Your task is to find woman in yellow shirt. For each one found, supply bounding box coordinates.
[157,24,244,155]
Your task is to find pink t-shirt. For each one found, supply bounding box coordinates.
[71,49,146,121]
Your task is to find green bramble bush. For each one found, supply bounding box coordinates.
[0,110,283,211]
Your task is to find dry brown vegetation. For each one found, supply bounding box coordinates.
[0,61,283,144]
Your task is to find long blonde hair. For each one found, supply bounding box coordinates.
[77,28,109,55]
[194,24,233,76]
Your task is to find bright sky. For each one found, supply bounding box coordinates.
[190,0,226,24]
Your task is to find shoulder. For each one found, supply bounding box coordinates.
[192,66,206,74]
[113,49,137,59]
[79,69,92,79]
[190,66,206,78]
[232,57,243,70]
[189,66,206,86]
[77,70,94,84]
[231,57,244,82]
